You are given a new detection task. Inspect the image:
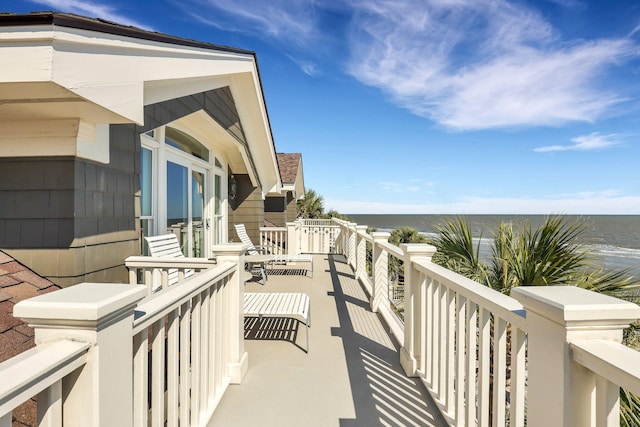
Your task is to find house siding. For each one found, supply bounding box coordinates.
[0,86,256,286]
[229,174,264,244]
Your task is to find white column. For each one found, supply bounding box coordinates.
[399,244,436,377]
[370,232,391,313]
[512,286,640,427]
[14,283,147,427]
[286,222,298,255]
[212,242,250,383]
[355,225,368,282]
[347,222,357,268]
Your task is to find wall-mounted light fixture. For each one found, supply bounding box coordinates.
[229,174,237,201]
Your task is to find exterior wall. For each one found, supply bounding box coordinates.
[264,196,286,227]
[285,191,298,223]
[229,174,264,244]
[263,191,297,226]
[0,139,139,287]
[0,86,253,286]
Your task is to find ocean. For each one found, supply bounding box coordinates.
[346,214,640,274]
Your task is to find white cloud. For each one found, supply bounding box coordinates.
[345,0,638,130]
[27,0,152,29]
[188,0,318,47]
[326,191,640,215]
[534,132,625,152]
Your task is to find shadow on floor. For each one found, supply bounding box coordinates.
[244,316,306,353]
[327,254,448,427]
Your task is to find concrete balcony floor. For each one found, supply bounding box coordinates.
[209,254,447,427]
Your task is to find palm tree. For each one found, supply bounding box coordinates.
[430,216,489,284]
[296,188,324,219]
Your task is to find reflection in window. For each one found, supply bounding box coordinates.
[167,161,189,256]
[140,147,154,255]
[165,127,209,161]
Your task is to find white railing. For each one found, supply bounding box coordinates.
[260,226,287,255]
[335,219,640,427]
[298,219,340,254]
[131,262,239,426]
[1,244,247,427]
[571,339,640,426]
[0,340,90,426]
[411,259,527,426]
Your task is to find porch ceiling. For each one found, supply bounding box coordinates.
[0,82,128,123]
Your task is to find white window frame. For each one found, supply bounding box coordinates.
[140,125,229,257]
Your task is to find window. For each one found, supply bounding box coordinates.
[140,125,227,257]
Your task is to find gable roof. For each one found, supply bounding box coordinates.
[277,153,302,184]
[0,11,282,193]
[0,11,253,55]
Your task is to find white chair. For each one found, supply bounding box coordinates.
[234,224,313,277]
[142,233,311,351]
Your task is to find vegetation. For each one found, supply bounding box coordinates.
[296,188,350,221]
[296,188,324,219]
[387,227,427,281]
[427,215,640,426]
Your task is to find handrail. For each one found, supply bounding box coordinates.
[125,255,217,268]
[414,259,527,330]
[133,262,235,334]
[260,226,287,232]
[571,339,640,395]
[0,340,90,417]
[376,240,405,259]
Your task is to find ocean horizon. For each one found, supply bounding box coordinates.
[345,214,640,274]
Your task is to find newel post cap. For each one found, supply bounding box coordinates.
[512,286,640,327]
[14,283,147,326]
[400,243,437,259]
[371,231,391,241]
[212,242,250,256]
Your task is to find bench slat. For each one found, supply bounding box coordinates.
[243,292,311,352]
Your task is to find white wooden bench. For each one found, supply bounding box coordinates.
[244,292,311,352]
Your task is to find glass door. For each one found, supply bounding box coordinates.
[192,169,205,258]
[166,156,208,257]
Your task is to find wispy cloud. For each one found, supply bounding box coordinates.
[534,132,625,152]
[326,191,640,215]
[345,0,638,130]
[26,0,152,29]
[187,0,319,47]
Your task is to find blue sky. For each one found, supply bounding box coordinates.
[10,0,640,214]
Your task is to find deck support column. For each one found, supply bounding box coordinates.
[400,244,436,377]
[14,283,147,427]
[347,222,357,269]
[286,222,299,255]
[355,225,369,283]
[371,232,391,313]
[212,242,250,383]
[512,286,640,427]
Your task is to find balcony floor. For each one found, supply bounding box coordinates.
[209,254,447,427]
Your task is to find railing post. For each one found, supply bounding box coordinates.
[286,222,298,255]
[347,222,357,269]
[399,244,436,377]
[371,232,391,313]
[212,242,250,383]
[14,283,147,427]
[355,225,368,282]
[512,286,640,427]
